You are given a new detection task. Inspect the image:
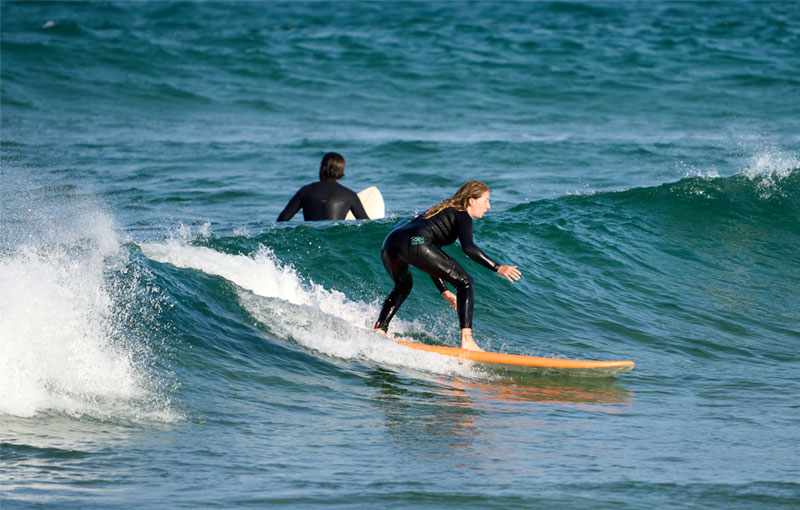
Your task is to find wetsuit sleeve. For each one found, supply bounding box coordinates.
[277,188,303,222]
[456,211,501,272]
[349,192,369,220]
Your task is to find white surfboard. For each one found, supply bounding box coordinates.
[345,186,385,220]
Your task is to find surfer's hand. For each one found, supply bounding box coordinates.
[498,265,521,283]
[441,290,457,311]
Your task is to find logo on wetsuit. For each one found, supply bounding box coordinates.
[411,236,425,246]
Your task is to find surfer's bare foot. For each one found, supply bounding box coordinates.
[461,338,484,351]
[461,339,483,351]
[460,328,483,351]
[374,328,388,336]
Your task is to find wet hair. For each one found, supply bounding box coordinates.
[319,152,345,180]
[422,180,489,219]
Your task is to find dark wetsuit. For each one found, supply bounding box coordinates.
[277,179,368,221]
[375,207,500,332]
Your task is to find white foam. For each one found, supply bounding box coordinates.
[241,292,482,379]
[742,149,799,181]
[739,146,799,199]
[0,209,177,422]
[139,235,482,379]
[679,143,798,187]
[141,239,311,305]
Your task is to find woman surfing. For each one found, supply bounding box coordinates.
[374,180,521,351]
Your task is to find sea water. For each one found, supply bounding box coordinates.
[2,2,799,508]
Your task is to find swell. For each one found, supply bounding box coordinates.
[505,169,800,364]
[514,168,800,233]
[5,0,797,117]
[136,164,800,391]
[16,161,783,409]
[136,227,491,388]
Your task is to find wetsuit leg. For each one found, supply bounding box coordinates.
[375,249,413,332]
[410,245,475,329]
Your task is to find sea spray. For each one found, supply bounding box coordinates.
[0,203,178,421]
[741,146,800,200]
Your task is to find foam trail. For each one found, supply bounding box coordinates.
[140,237,482,379]
[141,239,312,305]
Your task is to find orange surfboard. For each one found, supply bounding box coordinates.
[395,340,635,377]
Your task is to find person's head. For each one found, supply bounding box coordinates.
[423,180,491,219]
[319,152,345,180]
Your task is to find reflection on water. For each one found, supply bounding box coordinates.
[366,369,483,451]
[448,375,634,411]
[366,368,635,458]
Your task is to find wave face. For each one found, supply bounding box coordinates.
[2,1,800,508]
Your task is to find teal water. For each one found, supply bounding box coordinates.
[2,1,799,508]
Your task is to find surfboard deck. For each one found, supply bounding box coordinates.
[345,186,385,220]
[395,340,635,377]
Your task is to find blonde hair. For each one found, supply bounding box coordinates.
[422,180,489,219]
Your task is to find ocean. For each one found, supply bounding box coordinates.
[2,1,799,508]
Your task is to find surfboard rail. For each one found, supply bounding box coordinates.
[395,340,635,376]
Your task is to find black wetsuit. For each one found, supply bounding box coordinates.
[277,179,368,221]
[375,207,500,332]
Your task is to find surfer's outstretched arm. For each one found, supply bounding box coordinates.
[456,211,521,283]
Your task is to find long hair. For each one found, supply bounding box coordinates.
[319,152,345,180]
[422,180,489,219]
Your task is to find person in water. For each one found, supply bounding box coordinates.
[277,152,369,221]
[374,180,521,351]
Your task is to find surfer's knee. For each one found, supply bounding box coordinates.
[452,272,473,292]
